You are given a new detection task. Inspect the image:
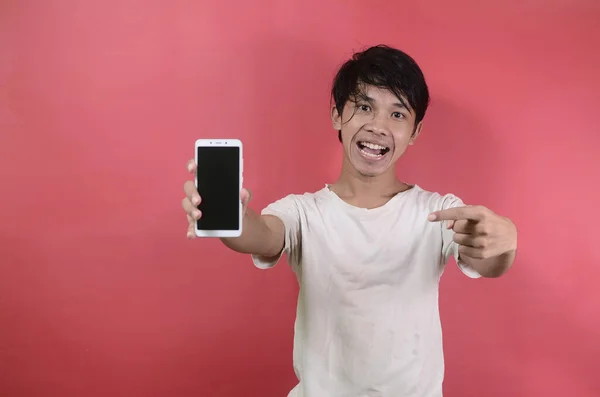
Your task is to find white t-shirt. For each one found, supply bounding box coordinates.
[252,185,481,397]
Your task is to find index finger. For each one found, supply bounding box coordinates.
[184,180,201,205]
[428,206,484,222]
[187,159,196,173]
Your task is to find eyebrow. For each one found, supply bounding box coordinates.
[362,95,412,113]
[392,102,409,110]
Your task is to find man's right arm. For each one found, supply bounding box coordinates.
[220,208,285,260]
[182,159,292,264]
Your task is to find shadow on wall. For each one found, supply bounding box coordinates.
[243,33,341,201]
[398,96,511,207]
[501,249,600,396]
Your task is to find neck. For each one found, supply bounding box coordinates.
[331,157,408,198]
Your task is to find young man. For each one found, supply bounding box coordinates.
[182,45,517,396]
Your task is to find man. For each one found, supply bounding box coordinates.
[182,45,517,396]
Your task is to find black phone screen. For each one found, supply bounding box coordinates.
[196,146,240,231]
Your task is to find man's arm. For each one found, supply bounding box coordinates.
[183,184,285,259]
[220,208,285,260]
[182,158,286,259]
[183,159,300,268]
[459,249,516,278]
[429,205,518,278]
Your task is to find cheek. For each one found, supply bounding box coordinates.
[341,121,363,142]
[393,133,413,148]
[341,133,355,153]
[343,117,363,132]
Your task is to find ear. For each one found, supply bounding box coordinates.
[408,121,423,145]
[331,106,342,130]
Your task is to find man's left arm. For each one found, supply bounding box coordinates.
[429,205,518,278]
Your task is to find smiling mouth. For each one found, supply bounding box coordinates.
[357,141,390,159]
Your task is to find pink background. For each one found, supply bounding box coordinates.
[1,0,599,396]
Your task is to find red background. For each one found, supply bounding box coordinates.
[1,1,599,396]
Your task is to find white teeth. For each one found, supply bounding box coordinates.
[361,141,387,150]
[360,149,383,158]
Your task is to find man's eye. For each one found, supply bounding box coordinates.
[358,104,371,112]
[392,112,405,119]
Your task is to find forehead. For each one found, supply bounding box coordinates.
[354,84,411,109]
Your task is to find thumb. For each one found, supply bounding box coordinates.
[240,188,252,208]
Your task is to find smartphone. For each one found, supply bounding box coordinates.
[194,139,243,238]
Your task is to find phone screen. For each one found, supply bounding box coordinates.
[196,146,240,231]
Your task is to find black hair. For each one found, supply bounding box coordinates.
[331,45,430,142]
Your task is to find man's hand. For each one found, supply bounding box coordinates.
[428,205,517,261]
[182,159,252,240]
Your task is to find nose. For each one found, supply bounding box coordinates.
[365,113,389,136]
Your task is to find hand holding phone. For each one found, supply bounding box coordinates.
[182,139,247,238]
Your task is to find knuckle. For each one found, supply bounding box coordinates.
[184,180,195,190]
[475,205,487,216]
[182,198,196,214]
[478,223,491,235]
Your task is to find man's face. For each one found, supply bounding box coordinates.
[331,85,422,178]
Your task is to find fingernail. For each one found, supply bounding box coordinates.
[428,214,437,221]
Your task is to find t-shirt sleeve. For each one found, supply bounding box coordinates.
[251,194,302,271]
[440,194,482,279]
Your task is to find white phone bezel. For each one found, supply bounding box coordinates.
[194,138,243,238]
